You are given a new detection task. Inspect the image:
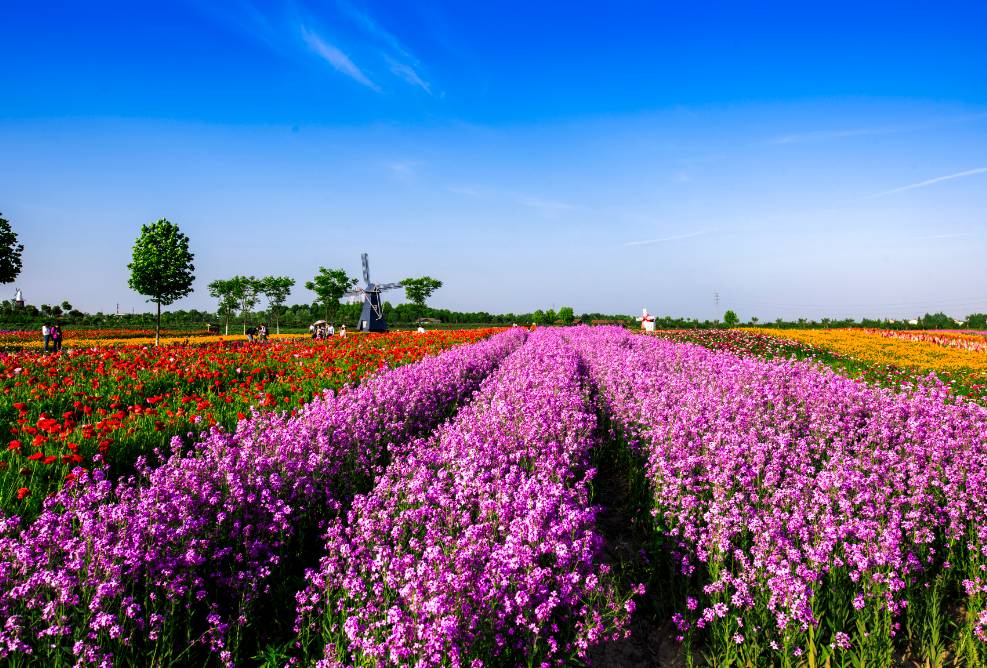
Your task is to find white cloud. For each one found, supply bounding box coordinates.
[515,196,576,218]
[300,26,381,92]
[387,58,431,94]
[625,230,709,246]
[339,1,433,94]
[385,159,424,179]
[864,167,987,199]
[912,231,977,241]
[769,127,892,145]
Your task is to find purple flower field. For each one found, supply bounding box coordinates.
[0,326,985,666]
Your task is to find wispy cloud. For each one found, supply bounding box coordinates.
[516,196,576,218]
[863,167,987,199]
[338,1,433,94]
[387,57,431,93]
[769,127,894,145]
[301,26,380,91]
[912,231,977,241]
[446,185,483,197]
[385,159,424,179]
[625,230,710,247]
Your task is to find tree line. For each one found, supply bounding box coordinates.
[2,214,985,337]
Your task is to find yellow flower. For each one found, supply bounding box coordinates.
[752,328,987,378]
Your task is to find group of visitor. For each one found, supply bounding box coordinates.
[310,322,344,339]
[244,323,269,342]
[41,323,63,353]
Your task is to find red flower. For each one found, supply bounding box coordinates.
[16,487,30,500]
[7,439,21,452]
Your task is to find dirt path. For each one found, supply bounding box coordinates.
[587,436,686,668]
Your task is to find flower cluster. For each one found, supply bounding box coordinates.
[0,329,502,516]
[0,329,525,665]
[295,329,635,666]
[866,328,987,353]
[572,326,987,663]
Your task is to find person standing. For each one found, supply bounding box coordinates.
[41,322,51,353]
[51,324,63,352]
[328,323,335,337]
[339,324,346,338]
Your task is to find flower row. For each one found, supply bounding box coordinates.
[294,328,636,667]
[572,326,987,665]
[0,329,525,666]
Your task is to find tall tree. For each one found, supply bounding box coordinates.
[259,275,295,334]
[234,275,261,333]
[127,219,195,345]
[207,278,240,335]
[0,213,24,285]
[305,267,356,322]
[723,310,739,327]
[400,276,443,317]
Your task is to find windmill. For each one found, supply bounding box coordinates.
[343,253,403,332]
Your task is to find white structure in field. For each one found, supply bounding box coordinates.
[638,307,656,332]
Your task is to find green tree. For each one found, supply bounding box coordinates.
[532,309,546,325]
[127,219,195,345]
[400,276,443,314]
[967,313,987,329]
[305,267,357,321]
[0,214,24,285]
[207,278,241,335]
[723,310,739,327]
[558,306,575,325]
[234,275,261,333]
[259,276,295,334]
[919,312,956,329]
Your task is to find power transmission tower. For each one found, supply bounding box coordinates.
[714,292,720,308]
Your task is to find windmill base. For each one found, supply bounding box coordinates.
[358,292,389,332]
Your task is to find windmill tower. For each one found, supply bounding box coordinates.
[343,253,403,332]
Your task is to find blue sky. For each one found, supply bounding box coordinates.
[2,1,986,320]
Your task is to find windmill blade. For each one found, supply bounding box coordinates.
[377,282,404,291]
[361,253,370,285]
[342,289,366,298]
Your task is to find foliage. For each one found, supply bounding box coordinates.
[558,306,575,325]
[127,219,195,345]
[723,309,739,326]
[259,275,295,333]
[0,213,24,285]
[400,276,443,308]
[305,267,357,321]
[207,278,241,335]
[919,311,961,329]
[234,275,261,332]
